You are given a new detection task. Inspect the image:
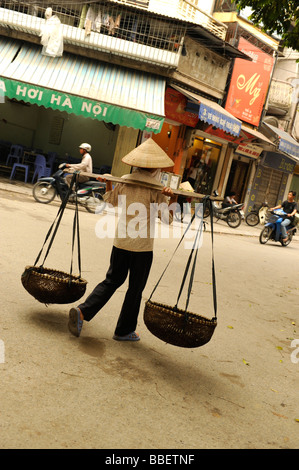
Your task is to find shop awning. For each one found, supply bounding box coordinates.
[241,124,274,146]
[263,122,299,160]
[0,37,165,133]
[171,84,242,137]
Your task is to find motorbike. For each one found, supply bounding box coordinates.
[32,164,106,213]
[245,202,268,226]
[203,190,244,228]
[259,209,297,246]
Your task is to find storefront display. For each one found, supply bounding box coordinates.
[182,137,222,195]
[160,172,181,189]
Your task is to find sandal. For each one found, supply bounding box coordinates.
[68,307,83,337]
[113,331,140,342]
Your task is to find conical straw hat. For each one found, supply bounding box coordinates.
[179,181,194,192]
[122,138,174,168]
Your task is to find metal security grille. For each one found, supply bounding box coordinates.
[255,167,283,207]
[0,1,185,53]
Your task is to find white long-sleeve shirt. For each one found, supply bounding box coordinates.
[69,153,93,174]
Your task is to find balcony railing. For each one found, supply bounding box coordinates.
[178,0,227,39]
[0,1,186,68]
[111,0,149,8]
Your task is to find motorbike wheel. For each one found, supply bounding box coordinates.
[33,182,57,204]
[203,205,211,218]
[281,233,292,246]
[85,191,105,214]
[227,211,242,228]
[245,212,259,226]
[259,226,273,244]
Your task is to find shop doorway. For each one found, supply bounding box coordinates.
[226,159,251,202]
[183,138,222,194]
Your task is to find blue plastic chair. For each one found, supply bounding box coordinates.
[10,163,30,183]
[46,152,57,173]
[98,165,111,174]
[6,145,24,166]
[31,154,52,183]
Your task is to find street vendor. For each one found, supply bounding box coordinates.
[68,138,177,341]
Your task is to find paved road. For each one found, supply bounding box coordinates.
[0,179,298,450]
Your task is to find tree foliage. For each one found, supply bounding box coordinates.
[234,0,299,51]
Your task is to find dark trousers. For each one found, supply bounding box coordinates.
[78,246,153,336]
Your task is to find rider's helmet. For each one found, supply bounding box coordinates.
[79,143,91,152]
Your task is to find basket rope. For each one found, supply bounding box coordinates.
[21,172,87,304]
[34,172,81,279]
[148,196,217,321]
[144,196,217,347]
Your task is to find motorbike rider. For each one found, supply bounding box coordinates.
[270,191,297,242]
[65,143,93,187]
[222,191,237,209]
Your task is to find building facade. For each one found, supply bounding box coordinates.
[213,2,299,210]
[0,0,245,181]
[0,0,298,210]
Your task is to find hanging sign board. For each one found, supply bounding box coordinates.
[236,143,263,159]
[262,152,296,174]
[0,78,164,133]
[225,38,274,126]
[165,88,199,127]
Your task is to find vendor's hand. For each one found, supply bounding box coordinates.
[97,176,112,192]
[162,187,174,197]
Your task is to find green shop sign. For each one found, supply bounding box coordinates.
[0,77,164,134]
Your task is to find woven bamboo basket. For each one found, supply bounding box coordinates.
[144,300,217,348]
[21,266,87,304]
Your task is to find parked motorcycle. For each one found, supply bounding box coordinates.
[32,164,106,213]
[259,209,297,246]
[245,202,268,226]
[203,190,244,228]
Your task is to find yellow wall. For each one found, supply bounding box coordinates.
[152,122,180,172]
[213,12,279,50]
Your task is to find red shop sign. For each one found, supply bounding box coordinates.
[165,87,199,127]
[225,38,274,126]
